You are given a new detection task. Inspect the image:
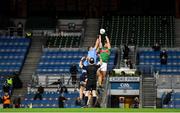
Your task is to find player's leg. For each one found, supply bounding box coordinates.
[97,69,103,87]
[92,81,98,107]
[92,90,97,107]
[84,91,89,107]
[79,73,86,100]
[87,91,92,106]
[97,63,107,87]
[79,85,84,99]
[101,71,107,87]
[84,80,90,107]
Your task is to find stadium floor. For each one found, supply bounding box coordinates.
[2,112,180,113]
[1,111,180,113]
[1,108,180,113]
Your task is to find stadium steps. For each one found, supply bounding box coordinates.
[83,19,99,47]
[12,36,43,97]
[175,19,180,47]
[142,76,156,108]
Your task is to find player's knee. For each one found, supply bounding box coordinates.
[92,90,97,97]
[97,70,101,76]
[85,91,89,96]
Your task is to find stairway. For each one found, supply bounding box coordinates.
[83,19,99,48]
[12,37,43,97]
[141,76,156,108]
[175,19,180,47]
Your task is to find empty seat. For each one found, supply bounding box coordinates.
[0,37,31,76]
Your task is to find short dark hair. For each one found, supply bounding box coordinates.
[89,58,94,64]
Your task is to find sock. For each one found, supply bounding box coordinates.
[92,97,97,107]
[84,97,88,106]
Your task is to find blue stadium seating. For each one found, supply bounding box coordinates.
[0,36,31,76]
[162,92,180,108]
[0,76,5,97]
[21,91,80,108]
[36,48,117,75]
[138,49,180,75]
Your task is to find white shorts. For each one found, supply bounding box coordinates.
[98,62,107,72]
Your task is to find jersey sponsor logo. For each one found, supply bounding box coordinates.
[100,49,109,53]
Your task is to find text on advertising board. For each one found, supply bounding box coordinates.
[109,77,140,82]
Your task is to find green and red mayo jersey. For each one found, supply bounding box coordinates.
[99,47,111,63]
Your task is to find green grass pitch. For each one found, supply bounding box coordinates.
[0,108,180,113]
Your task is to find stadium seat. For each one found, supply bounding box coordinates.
[0,37,31,76]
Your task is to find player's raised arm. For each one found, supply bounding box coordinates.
[105,36,111,49]
[79,56,85,68]
[94,36,99,49]
[98,35,103,48]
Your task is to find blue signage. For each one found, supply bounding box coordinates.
[111,82,140,90]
